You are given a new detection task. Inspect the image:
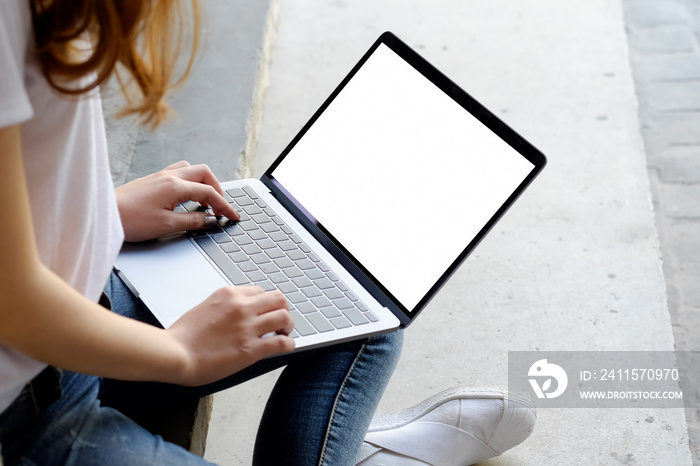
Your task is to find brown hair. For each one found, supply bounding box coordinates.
[29,0,201,129]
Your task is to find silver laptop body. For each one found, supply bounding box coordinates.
[114,32,547,353]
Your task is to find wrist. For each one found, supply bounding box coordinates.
[157,329,196,385]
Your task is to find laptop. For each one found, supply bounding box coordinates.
[114,31,547,352]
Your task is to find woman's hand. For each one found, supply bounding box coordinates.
[115,161,240,242]
[167,286,296,386]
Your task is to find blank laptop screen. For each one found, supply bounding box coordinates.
[270,43,536,313]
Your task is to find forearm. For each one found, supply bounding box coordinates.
[0,125,292,388]
[0,260,189,384]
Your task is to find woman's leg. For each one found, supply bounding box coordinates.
[253,331,403,466]
[102,271,404,465]
[0,369,211,466]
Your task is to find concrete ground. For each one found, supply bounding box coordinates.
[621,0,700,461]
[104,0,696,464]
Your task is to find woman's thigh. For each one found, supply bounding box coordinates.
[254,330,404,466]
[1,370,210,466]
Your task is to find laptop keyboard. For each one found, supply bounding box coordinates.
[184,186,379,338]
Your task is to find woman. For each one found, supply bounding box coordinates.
[0,0,535,464]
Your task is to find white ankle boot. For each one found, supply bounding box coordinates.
[356,387,536,466]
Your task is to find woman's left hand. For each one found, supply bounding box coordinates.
[115,161,240,242]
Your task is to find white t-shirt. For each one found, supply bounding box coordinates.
[0,1,125,413]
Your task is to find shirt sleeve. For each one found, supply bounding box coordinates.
[0,0,33,129]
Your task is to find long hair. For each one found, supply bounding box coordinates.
[29,0,202,129]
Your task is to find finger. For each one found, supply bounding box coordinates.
[248,290,289,317]
[176,181,240,221]
[173,163,225,197]
[257,333,296,356]
[164,211,221,232]
[166,163,240,220]
[255,308,295,337]
[271,308,295,336]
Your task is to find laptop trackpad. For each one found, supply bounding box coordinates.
[116,235,228,328]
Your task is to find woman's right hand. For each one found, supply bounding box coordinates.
[166,286,295,387]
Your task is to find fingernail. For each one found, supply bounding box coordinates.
[204,215,217,227]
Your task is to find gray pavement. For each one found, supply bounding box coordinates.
[104,0,273,184]
[621,0,700,461]
[102,0,697,464]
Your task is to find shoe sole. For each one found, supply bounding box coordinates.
[367,386,536,433]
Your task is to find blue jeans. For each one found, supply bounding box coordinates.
[0,272,403,465]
